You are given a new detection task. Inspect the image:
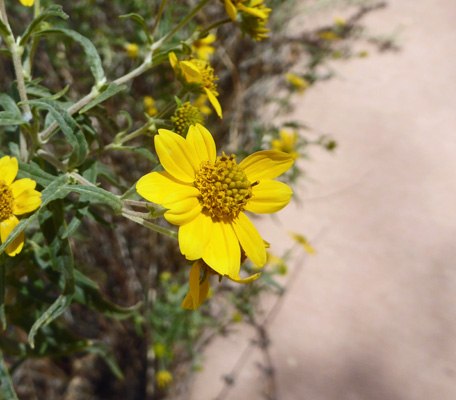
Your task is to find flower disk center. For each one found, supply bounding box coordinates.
[195,153,252,220]
[0,182,14,221]
[190,59,218,93]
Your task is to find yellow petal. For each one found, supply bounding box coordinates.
[179,212,213,261]
[227,272,261,284]
[245,180,293,214]
[232,212,266,268]
[180,61,203,84]
[189,261,201,311]
[136,171,193,204]
[14,190,41,215]
[204,88,222,119]
[186,124,216,164]
[224,0,237,21]
[0,156,18,185]
[239,150,293,181]
[164,197,201,226]
[10,178,36,198]
[155,129,199,182]
[237,3,267,19]
[181,291,194,310]
[1,215,24,257]
[19,0,34,6]
[168,51,179,75]
[198,275,210,307]
[203,220,240,278]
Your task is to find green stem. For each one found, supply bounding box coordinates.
[150,0,169,39]
[152,0,211,50]
[199,18,232,37]
[122,212,178,240]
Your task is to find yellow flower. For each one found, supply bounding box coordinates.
[143,96,157,117]
[136,124,293,279]
[224,0,271,21]
[317,30,341,41]
[156,370,173,389]
[169,52,222,118]
[19,0,34,6]
[153,343,167,358]
[285,72,308,94]
[192,33,216,61]
[271,130,299,160]
[125,43,139,59]
[288,232,316,254]
[334,17,346,27]
[171,102,205,137]
[181,259,261,310]
[266,251,287,275]
[193,95,212,116]
[0,156,41,256]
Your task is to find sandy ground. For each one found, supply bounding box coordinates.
[188,1,456,399]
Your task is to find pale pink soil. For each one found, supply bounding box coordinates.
[188,1,456,399]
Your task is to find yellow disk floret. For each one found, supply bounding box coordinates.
[195,153,256,220]
[171,102,205,136]
[0,183,14,221]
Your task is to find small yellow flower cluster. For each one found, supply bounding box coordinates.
[224,0,272,41]
[124,43,139,59]
[288,232,316,254]
[143,96,157,117]
[285,72,309,95]
[156,370,173,389]
[271,129,299,160]
[192,34,216,61]
[171,102,205,136]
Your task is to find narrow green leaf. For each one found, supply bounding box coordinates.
[19,5,69,46]
[119,13,152,44]
[16,160,57,187]
[64,185,123,213]
[115,146,158,163]
[0,19,10,38]
[0,111,25,126]
[79,83,126,114]
[0,174,70,255]
[85,343,124,379]
[0,94,20,114]
[29,200,75,348]
[26,99,88,167]
[0,352,19,400]
[34,28,105,83]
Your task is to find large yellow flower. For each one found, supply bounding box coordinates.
[136,124,293,279]
[0,156,41,256]
[169,52,222,118]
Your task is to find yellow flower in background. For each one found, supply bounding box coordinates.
[193,94,212,116]
[143,95,157,117]
[124,43,139,59]
[285,72,308,94]
[156,370,173,389]
[334,17,347,27]
[317,30,341,41]
[19,0,34,6]
[224,0,271,21]
[192,33,216,61]
[153,343,167,358]
[266,251,287,275]
[181,259,260,310]
[169,52,222,118]
[136,124,293,280]
[0,156,41,256]
[271,129,299,160]
[288,232,316,254]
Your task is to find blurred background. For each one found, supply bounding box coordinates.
[2,0,455,399]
